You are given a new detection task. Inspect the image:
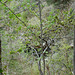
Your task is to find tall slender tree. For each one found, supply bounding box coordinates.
[38,0,43,75]
[73,25,75,75]
[0,37,3,75]
[38,0,46,75]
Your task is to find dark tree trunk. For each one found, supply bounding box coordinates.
[74,25,75,75]
[0,39,3,75]
[38,60,43,75]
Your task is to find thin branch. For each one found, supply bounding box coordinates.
[40,47,48,59]
[0,2,26,26]
[4,1,8,3]
[15,9,27,14]
[30,46,39,58]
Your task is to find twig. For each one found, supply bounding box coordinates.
[15,9,27,14]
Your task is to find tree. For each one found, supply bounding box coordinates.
[0,0,74,75]
[73,25,75,75]
[0,37,3,75]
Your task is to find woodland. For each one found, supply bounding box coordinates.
[0,0,75,75]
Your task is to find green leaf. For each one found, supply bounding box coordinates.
[16,13,21,17]
[27,0,30,3]
[27,25,31,29]
[26,3,30,7]
[10,51,16,54]
[11,36,15,40]
[8,0,12,1]
[17,48,22,52]
[36,31,41,35]
[18,26,22,30]
[25,41,30,44]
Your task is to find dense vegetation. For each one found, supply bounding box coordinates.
[0,0,75,75]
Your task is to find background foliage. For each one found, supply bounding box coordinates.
[0,0,75,75]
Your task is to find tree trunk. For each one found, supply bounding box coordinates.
[38,60,43,75]
[74,25,75,75]
[0,39,3,75]
[43,55,45,75]
[38,0,44,75]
